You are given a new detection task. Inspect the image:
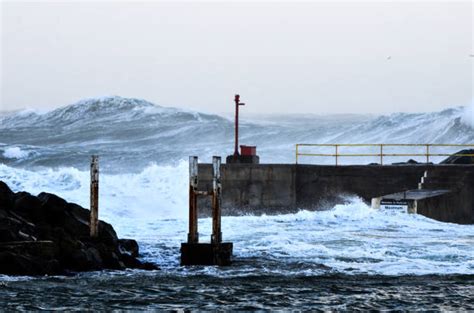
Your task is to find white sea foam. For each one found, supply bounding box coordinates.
[110,198,474,276]
[2,147,29,159]
[0,161,189,222]
[2,163,472,276]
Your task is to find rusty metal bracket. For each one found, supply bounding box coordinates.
[188,156,199,244]
[187,156,223,244]
[211,156,222,244]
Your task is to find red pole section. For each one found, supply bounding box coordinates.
[234,94,245,157]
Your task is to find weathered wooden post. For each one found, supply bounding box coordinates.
[90,155,99,238]
[211,156,222,244]
[188,156,199,244]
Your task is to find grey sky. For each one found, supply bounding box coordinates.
[1,1,473,114]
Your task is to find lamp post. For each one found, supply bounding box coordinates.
[234,94,245,157]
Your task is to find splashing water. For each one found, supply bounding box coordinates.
[2,147,29,159]
[462,101,474,129]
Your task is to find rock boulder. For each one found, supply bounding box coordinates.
[0,181,158,275]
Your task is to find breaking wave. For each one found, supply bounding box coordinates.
[1,162,474,276]
[1,96,473,170]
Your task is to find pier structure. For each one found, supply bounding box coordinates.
[197,144,474,224]
[181,156,233,266]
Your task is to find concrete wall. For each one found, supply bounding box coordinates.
[197,163,474,224]
[416,171,474,224]
[295,165,430,209]
[197,164,296,216]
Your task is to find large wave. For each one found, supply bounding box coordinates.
[1,96,473,170]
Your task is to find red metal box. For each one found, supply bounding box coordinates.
[240,145,257,156]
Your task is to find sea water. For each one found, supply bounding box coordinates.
[1,96,473,310]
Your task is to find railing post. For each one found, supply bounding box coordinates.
[426,145,430,163]
[380,144,383,165]
[90,155,99,238]
[211,156,222,244]
[188,156,199,243]
[335,145,338,166]
[296,144,299,164]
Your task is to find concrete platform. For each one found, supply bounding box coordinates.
[379,189,451,201]
[372,189,452,213]
[180,242,233,266]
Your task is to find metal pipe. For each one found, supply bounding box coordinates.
[292,143,474,164]
[211,156,222,244]
[90,155,99,237]
[195,191,210,196]
[380,145,383,165]
[296,144,299,164]
[234,94,245,156]
[188,156,199,243]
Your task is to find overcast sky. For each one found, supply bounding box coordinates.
[1,1,473,114]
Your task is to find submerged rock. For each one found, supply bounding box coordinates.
[0,181,158,275]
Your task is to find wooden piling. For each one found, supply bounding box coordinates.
[211,156,222,244]
[90,155,99,238]
[188,156,199,243]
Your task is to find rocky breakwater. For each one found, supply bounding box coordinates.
[0,181,158,275]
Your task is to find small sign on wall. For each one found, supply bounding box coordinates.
[380,200,409,212]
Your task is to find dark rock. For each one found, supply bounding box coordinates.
[119,239,139,258]
[440,149,474,164]
[0,181,14,211]
[0,251,42,275]
[98,221,118,246]
[62,211,89,238]
[0,241,62,275]
[67,203,90,221]
[97,246,125,270]
[0,180,159,275]
[37,192,68,224]
[13,193,42,221]
[0,225,20,242]
[38,192,68,214]
[140,262,159,270]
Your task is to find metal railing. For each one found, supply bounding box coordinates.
[295,144,474,165]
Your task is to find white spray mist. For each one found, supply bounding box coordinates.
[462,102,474,128]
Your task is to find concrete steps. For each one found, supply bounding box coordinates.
[418,169,466,191]
[373,168,463,214]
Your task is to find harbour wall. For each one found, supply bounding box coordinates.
[197,164,474,224]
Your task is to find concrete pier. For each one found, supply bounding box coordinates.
[197,164,474,224]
